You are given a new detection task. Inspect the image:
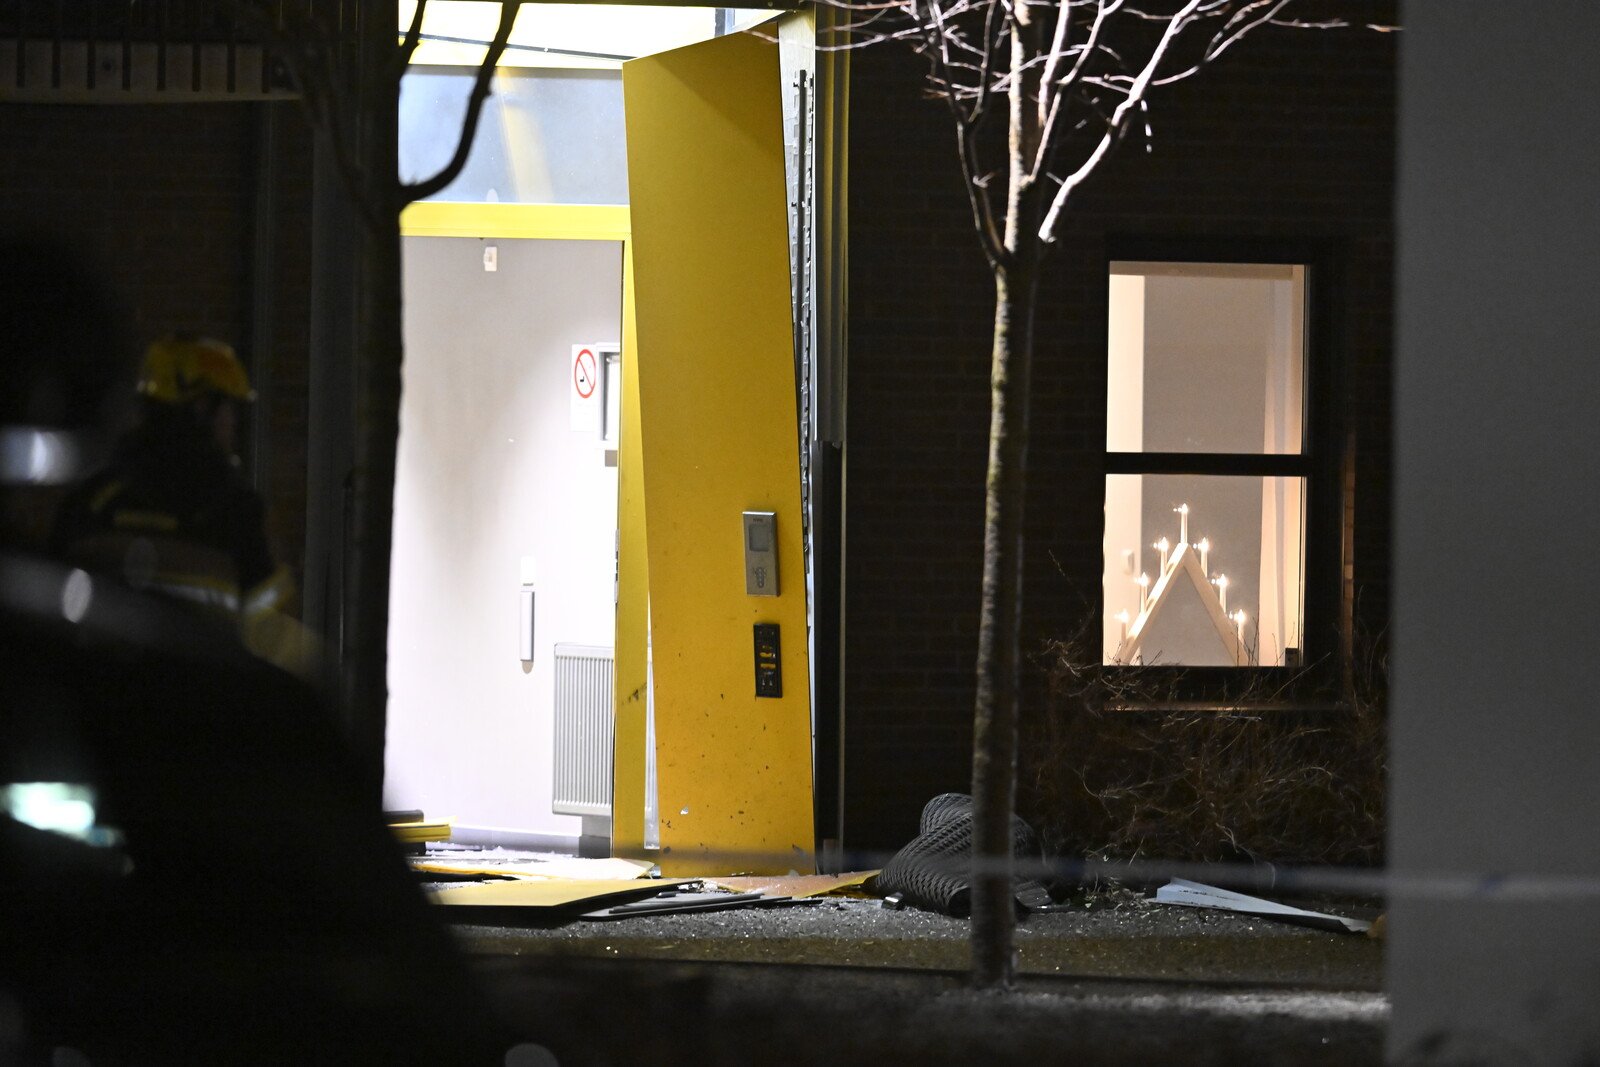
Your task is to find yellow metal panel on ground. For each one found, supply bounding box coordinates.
[429,878,690,910]
[705,871,880,898]
[624,32,814,876]
[413,857,654,880]
[399,202,630,241]
[611,240,650,858]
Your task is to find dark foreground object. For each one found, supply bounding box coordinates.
[478,956,1386,1066]
[0,554,508,1063]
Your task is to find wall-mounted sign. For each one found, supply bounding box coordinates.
[571,344,600,431]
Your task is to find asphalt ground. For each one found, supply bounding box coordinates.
[448,884,1384,991]
[469,954,1387,1066]
[422,847,1385,1062]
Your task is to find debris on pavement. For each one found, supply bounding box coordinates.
[429,877,695,916]
[417,845,847,922]
[582,890,789,920]
[1153,878,1372,935]
[703,870,879,898]
[387,813,453,852]
[415,855,655,881]
[874,793,1053,917]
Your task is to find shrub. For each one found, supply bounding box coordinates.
[1020,623,1387,867]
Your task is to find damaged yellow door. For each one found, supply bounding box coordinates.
[616,30,813,876]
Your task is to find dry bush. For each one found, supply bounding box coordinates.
[1020,621,1387,867]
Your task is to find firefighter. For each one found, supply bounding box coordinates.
[51,334,314,674]
[1,239,509,1062]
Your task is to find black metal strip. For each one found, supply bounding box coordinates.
[15,0,24,90]
[260,0,276,95]
[51,0,61,90]
[156,0,167,91]
[121,0,131,90]
[191,0,201,94]
[1103,451,1310,478]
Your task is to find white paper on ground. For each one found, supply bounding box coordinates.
[1153,877,1372,934]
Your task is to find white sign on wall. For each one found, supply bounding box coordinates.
[570,344,600,432]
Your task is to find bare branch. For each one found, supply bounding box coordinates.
[1037,0,1203,241]
[1035,0,1079,130]
[1031,0,1122,182]
[396,0,429,75]
[956,121,1007,267]
[973,0,1003,125]
[913,0,1007,264]
[225,1,388,234]
[401,1,523,206]
[1144,1,1306,89]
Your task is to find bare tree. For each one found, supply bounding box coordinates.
[230,0,522,788]
[830,0,1389,988]
[234,0,1382,992]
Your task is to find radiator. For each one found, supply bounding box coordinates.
[552,643,615,817]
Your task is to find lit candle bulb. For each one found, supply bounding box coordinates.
[1197,537,1211,576]
[1175,503,1190,545]
[1154,537,1171,573]
[1233,609,1246,645]
[1137,572,1151,608]
[1215,573,1229,614]
[1115,610,1130,644]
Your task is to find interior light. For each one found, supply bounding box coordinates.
[0,427,85,485]
[60,569,94,624]
[3,782,122,847]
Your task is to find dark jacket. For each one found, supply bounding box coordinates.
[51,413,278,618]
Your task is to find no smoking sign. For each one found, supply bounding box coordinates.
[573,347,598,399]
[570,344,601,432]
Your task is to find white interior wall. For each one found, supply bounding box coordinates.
[1139,274,1271,664]
[387,236,623,837]
[1103,274,1145,660]
[1257,270,1304,663]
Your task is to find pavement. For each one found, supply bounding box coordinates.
[452,886,1383,989]
[431,867,1388,1065]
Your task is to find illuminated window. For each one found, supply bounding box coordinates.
[1103,262,1308,667]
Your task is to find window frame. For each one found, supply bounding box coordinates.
[1100,236,1347,696]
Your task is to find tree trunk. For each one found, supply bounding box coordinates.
[969,254,1039,988]
[970,10,1045,989]
[345,0,403,798]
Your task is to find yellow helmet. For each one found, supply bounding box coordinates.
[137,335,255,405]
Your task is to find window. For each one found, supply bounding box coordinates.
[1103,261,1309,667]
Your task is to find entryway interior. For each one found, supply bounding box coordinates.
[383,3,818,866]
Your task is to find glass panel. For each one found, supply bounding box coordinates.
[399,67,628,204]
[399,3,719,70]
[1103,474,1305,666]
[1106,262,1306,454]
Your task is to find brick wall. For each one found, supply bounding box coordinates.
[843,19,1397,849]
[0,100,314,582]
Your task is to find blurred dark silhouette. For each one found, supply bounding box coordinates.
[0,234,510,1063]
[50,334,320,678]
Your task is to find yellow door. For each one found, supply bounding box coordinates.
[615,30,814,876]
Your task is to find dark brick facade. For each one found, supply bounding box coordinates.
[0,100,315,580]
[843,22,1397,849]
[2,21,1396,853]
